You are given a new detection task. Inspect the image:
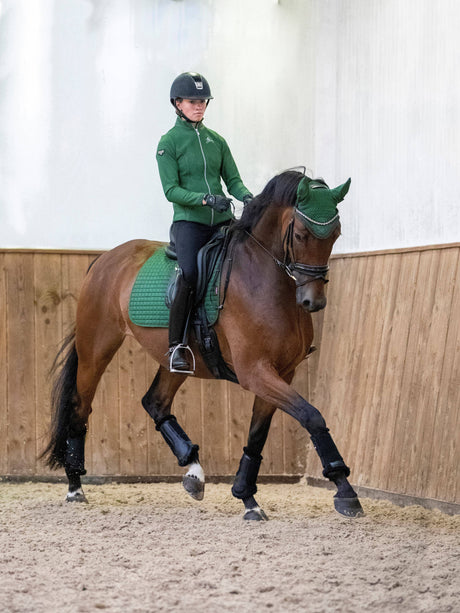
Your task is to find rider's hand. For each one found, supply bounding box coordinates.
[203,194,232,213]
[243,194,253,207]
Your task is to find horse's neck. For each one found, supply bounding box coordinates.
[231,207,292,294]
[250,206,287,262]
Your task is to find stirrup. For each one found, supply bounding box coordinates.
[168,344,196,375]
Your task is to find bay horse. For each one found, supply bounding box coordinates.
[42,170,364,520]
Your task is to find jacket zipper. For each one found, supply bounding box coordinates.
[195,127,214,225]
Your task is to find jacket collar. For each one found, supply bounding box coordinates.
[175,116,204,130]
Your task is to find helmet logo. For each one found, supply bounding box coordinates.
[191,74,204,90]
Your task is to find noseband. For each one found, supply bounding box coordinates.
[246,208,330,288]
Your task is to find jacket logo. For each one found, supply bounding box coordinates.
[157,149,165,156]
[205,136,214,144]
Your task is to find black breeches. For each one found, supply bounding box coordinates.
[173,220,228,285]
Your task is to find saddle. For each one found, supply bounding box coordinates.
[128,228,238,383]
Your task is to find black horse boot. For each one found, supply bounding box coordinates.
[168,274,195,373]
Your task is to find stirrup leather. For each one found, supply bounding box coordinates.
[168,344,196,375]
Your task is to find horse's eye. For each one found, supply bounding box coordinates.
[294,233,303,241]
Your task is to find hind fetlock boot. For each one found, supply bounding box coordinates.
[168,275,195,373]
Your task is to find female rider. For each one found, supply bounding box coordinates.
[156,72,253,373]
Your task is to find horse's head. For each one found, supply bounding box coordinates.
[285,177,351,312]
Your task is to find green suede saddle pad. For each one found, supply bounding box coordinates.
[128,246,222,328]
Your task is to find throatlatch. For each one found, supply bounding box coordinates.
[156,415,199,467]
[231,449,263,499]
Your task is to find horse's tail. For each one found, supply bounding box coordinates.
[40,330,79,470]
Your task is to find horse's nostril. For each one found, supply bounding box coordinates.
[302,297,327,313]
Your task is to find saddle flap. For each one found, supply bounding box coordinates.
[195,227,228,305]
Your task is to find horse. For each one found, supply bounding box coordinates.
[41,169,364,520]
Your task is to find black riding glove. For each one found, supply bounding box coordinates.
[243,194,253,207]
[203,194,232,213]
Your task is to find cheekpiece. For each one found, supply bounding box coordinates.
[295,177,351,239]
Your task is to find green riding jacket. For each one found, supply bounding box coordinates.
[156,117,251,225]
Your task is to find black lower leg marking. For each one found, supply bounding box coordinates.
[242,495,268,521]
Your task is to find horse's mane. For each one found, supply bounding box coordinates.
[230,170,306,241]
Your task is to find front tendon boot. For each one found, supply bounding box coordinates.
[156,415,199,466]
[232,449,268,521]
[310,427,364,517]
[168,272,195,373]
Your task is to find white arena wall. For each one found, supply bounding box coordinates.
[0,0,458,252]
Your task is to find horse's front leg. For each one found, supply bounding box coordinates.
[232,396,276,521]
[240,364,364,518]
[142,366,205,500]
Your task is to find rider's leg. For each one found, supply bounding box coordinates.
[168,271,195,372]
[168,221,215,373]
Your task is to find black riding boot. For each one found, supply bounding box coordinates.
[168,274,195,373]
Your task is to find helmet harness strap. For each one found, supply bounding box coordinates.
[175,99,210,123]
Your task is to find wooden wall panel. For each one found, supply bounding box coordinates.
[0,245,458,505]
[90,352,121,475]
[34,253,64,477]
[5,253,36,474]
[118,338,149,476]
[228,384,253,470]
[308,245,460,504]
[201,379,230,475]
[0,255,7,474]
[431,251,460,502]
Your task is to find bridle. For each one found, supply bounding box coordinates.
[284,212,330,286]
[246,207,330,288]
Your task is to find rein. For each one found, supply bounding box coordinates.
[245,209,329,288]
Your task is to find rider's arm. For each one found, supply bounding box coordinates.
[156,140,206,207]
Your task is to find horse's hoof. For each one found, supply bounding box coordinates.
[182,474,205,501]
[334,496,364,517]
[243,506,268,521]
[66,489,88,503]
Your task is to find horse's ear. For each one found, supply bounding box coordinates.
[296,177,310,203]
[331,178,351,203]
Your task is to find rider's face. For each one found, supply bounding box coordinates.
[176,99,207,122]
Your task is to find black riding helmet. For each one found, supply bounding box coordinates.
[170,72,213,108]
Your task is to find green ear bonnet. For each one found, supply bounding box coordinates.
[295,177,351,238]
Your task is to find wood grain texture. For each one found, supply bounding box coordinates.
[0,245,458,504]
[0,254,8,474]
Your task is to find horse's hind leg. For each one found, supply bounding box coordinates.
[42,323,124,502]
[232,396,276,520]
[65,327,125,502]
[142,366,205,500]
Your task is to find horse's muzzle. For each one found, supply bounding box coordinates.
[297,287,327,312]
